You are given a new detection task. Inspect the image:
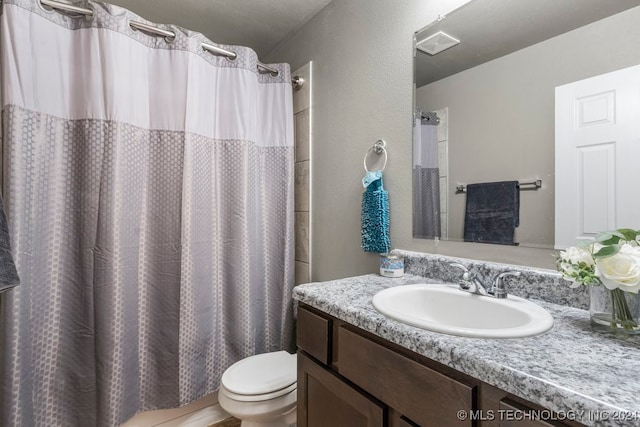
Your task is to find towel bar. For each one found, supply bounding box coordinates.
[455,179,542,194]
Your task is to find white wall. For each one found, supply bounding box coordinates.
[265,0,576,281]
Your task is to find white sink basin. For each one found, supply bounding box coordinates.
[372,284,553,338]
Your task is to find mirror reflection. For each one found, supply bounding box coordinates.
[413,0,640,248]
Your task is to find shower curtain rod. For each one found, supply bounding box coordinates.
[40,0,281,77]
[420,111,440,125]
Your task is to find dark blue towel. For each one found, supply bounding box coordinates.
[463,181,519,245]
[0,194,19,293]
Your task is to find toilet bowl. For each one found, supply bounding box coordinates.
[218,351,297,427]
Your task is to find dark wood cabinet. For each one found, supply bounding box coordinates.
[498,399,566,427]
[338,325,475,426]
[298,352,384,427]
[296,304,583,427]
[297,306,331,365]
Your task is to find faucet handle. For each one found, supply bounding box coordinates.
[449,262,476,291]
[449,262,472,280]
[449,262,470,274]
[492,271,522,298]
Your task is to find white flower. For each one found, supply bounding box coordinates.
[560,246,594,266]
[595,244,640,293]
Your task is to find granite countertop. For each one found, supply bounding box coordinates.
[293,274,640,427]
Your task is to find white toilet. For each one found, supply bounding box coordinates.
[218,351,297,427]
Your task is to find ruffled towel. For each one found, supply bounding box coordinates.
[0,194,19,293]
[361,171,391,253]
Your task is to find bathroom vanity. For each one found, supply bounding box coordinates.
[293,251,640,427]
[297,304,580,426]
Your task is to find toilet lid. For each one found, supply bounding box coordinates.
[221,351,297,396]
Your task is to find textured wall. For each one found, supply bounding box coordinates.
[265,0,576,281]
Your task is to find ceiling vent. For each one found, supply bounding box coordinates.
[416,31,460,55]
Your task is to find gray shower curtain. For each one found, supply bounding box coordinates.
[413,116,441,239]
[0,1,294,426]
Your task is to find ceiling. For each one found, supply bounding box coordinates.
[106,0,332,58]
[415,0,640,87]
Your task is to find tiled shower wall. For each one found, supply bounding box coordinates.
[435,107,449,239]
[293,62,312,285]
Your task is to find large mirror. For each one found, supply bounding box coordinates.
[413,0,640,248]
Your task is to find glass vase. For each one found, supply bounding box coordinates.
[589,285,640,334]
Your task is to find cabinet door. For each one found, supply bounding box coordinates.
[298,352,385,427]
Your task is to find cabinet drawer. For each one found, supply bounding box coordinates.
[499,399,564,427]
[338,326,475,426]
[297,306,331,365]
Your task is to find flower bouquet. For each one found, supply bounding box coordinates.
[557,228,640,334]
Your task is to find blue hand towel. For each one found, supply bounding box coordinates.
[463,181,519,245]
[0,194,19,293]
[361,171,391,253]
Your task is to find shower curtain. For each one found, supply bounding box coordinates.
[413,114,441,239]
[0,1,294,426]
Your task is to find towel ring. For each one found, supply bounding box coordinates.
[363,140,388,172]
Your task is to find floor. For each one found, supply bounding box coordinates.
[121,392,235,427]
[209,418,241,427]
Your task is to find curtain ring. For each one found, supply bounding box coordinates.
[363,140,388,172]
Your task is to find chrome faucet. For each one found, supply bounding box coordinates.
[492,271,522,299]
[449,262,490,296]
[449,263,521,299]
